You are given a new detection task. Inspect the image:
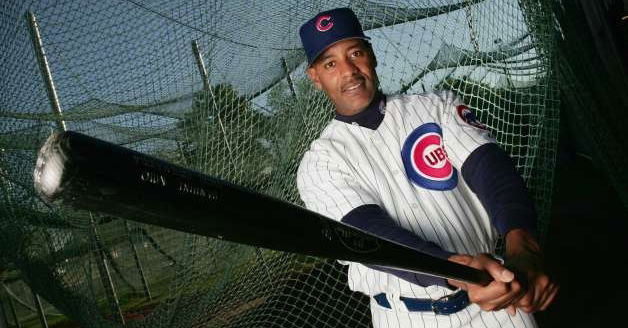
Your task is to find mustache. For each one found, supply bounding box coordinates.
[340,76,366,92]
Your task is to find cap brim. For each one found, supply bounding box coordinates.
[308,36,371,66]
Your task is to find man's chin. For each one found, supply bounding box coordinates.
[337,100,371,116]
[352,90,375,102]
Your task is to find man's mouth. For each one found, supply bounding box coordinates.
[342,79,365,93]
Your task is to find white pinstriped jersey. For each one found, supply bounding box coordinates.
[297,91,537,328]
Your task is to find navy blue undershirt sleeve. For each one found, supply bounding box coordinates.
[461,143,537,236]
[341,205,454,288]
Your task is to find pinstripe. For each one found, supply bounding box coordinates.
[448,187,493,252]
[297,92,536,327]
[501,312,516,328]
[442,193,487,252]
[399,206,429,253]
[369,302,536,328]
[349,131,381,192]
[388,102,464,252]
[351,115,443,250]
[410,92,495,170]
[479,310,496,328]
[422,191,474,254]
[414,95,475,167]
[351,126,400,218]
[365,131,443,244]
[406,95,477,171]
[435,190,486,253]
[371,111,450,249]
[462,307,475,328]
[401,94,494,255]
[424,288,441,328]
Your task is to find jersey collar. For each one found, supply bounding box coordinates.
[334,91,386,130]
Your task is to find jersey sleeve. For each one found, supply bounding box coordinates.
[435,91,496,169]
[296,142,378,221]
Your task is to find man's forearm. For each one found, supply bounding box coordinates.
[342,204,454,287]
[505,228,542,261]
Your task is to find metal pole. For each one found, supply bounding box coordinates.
[280,56,308,126]
[25,13,67,327]
[463,1,480,54]
[192,40,211,92]
[191,40,237,170]
[6,293,21,328]
[125,221,152,301]
[29,292,48,328]
[27,17,123,325]
[26,11,67,132]
[24,13,126,312]
[193,41,274,281]
[280,57,297,100]
[90,215,125,325]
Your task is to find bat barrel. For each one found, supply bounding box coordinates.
[34,132,69,202]
[33,131,275,239]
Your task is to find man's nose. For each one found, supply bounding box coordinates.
[337,59,358,77]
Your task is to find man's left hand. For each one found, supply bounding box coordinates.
[504,229,559,314]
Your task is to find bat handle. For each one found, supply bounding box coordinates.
[451,264,493,286]
[473,268,493,286]
[462,255,511,286]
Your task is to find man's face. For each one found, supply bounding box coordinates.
[306,39,378,116]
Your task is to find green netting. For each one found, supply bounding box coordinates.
[0,0,560,327]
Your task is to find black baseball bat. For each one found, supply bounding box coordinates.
[33,131,492,286]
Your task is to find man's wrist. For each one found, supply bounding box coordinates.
[505,228,541,257]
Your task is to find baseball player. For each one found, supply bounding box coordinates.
[296,8,557,328]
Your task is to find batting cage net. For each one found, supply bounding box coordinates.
[0,0,568,327]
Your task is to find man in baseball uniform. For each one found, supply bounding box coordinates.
[296,8,558,328]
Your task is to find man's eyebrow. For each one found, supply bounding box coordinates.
[347,46,364,52]
[319,53,335,62]
[347,42,367,52]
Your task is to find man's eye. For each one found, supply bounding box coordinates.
[352,50,363,57]
[324,61,335,69]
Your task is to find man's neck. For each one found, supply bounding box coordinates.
[334,91,386,130]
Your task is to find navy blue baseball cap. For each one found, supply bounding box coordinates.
[299,8,370,65]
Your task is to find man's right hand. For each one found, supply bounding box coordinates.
[447,253,524,316]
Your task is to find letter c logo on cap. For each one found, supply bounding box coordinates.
[315,15,333,32]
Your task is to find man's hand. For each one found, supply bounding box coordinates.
[447,253,523,315]
[504,229,559,313]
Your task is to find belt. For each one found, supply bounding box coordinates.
[373,290,470,315]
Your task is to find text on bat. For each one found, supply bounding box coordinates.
[178,181,218,200]
[140,170,166,186]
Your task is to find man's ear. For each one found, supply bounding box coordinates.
[306,67,323,90]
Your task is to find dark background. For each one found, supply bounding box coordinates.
[535,136,628,327]
[535,0,628,321]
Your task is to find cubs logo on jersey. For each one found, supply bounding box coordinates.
[401,123,458,191]
[456,105,488,130]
